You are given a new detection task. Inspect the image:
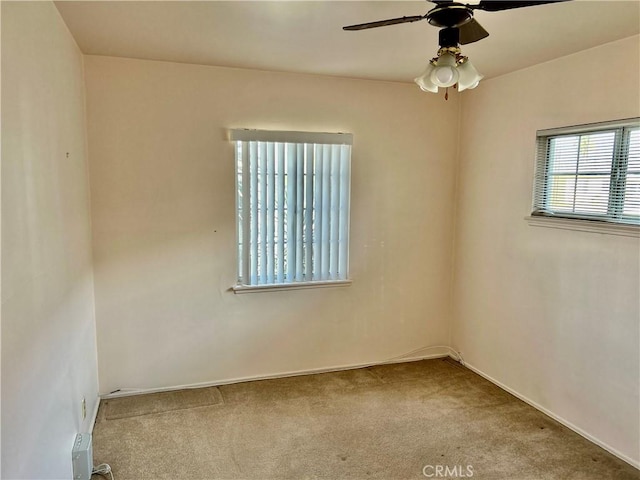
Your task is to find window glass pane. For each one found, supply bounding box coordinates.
[549,136,579,174]
[574,175,610,214]
[577,132,614,173]
[628,129,640,171]
[625,129,640,218]
[548,175,576,211]
[623,174,640,217]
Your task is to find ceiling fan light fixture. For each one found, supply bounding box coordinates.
[414,48,484,95]
[456,57,484,91]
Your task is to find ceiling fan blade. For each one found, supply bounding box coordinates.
[343,15,425,31]
[458,18,489,44]
[472,0,569,12]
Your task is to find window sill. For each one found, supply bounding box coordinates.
[232,279,352,294]
[525,216,640,238]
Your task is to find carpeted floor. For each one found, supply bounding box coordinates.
[90,358,639,480]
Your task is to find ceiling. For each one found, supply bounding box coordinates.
[55,1,640,83]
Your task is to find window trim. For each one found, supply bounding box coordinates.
[230,129,353,145]
[536,118,639,137]
[532,117,640,227]
[231,129,353,292]
[232,279,352,294]
[525,215,639,237]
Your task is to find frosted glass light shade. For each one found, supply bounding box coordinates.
[414,64,438,93]
[430,53,459,88]
[457,59,484,92]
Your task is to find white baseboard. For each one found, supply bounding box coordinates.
[100,348,452,399]
[463,360,640,470]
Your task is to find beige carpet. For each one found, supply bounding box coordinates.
[91,358,639,479]
[104,387,224,420]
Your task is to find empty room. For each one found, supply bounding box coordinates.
[1,1,639,479]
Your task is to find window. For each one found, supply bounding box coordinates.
[533,118,640,226]
[230,129,352,291]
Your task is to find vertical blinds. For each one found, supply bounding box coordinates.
[231,129,352,286]
[533,119,640,225]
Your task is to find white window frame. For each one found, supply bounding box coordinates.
[529,118,640,234]
[230,129,353,293]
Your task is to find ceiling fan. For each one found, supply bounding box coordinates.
[343,0,569,96]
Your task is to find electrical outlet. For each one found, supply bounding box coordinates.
[81,397,86,421]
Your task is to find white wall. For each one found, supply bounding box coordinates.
[452,35,640,465]
[83,56,459,394]
[1,2,99,478]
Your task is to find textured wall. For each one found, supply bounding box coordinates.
[84,56,459,394]
[1,2,99,478]
[452,35,640,465]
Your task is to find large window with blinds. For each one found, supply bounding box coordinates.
[533,118,640,226]
[230,129,352,290]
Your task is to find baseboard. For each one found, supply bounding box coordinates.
[100,347,453,399]
[463,360,640,470]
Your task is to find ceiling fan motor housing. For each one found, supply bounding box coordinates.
[426,3,473,28]
[439,28,461,48]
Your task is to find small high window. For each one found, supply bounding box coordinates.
[230,129,352,292]
[533,118,639,226]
